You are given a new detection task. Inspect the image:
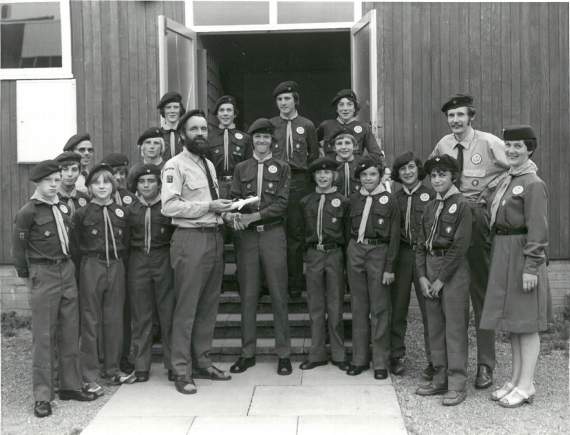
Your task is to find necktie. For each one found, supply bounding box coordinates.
[317,194,326,245]
[403,184,421,242]
[201,157,219,200]
[51,205,70,256]
[357,196,373,243]
[455,143,464,187]
[223,128,230,173]
[286,120,293,160]
[489,174,512,229]
[170,131,176,159]
[102,206,119,266]
[344,162,350,197]
[426,199,444,252]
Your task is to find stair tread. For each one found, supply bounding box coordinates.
[216,312,353,322]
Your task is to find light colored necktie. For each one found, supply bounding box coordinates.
[344,162,350,197]
[286,120,293,160]
[426,199,444,252]
[102,206,119,266]
[317,194,326,245]
[170,131,176,159]
[223,128,230,172]
[357,195,373,243]
[403,183,422,241]
[489,174,512,229]
[52,205,70,255]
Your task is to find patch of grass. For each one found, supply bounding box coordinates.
[542,293,570,352]
[1,311,31,337]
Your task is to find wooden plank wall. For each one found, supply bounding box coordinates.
[369,2,569,259]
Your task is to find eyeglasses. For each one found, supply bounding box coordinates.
[77,147,94,153]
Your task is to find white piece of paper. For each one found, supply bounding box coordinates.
[230,196,260,210]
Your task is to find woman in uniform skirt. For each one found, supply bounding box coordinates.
[480,125,550,408]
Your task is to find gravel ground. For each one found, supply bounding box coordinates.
[392,313,569,435]
[1,329,119,435]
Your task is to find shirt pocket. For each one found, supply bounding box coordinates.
[263,172,281,195]
[31,215,55,241]
[83,215,101,239]
[439,213,457,240]
[323,206,344,234]
[241,174,257,197]
[371,202,391,238]
[185,176,209,191]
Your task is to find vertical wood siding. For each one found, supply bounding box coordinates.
[369,2,569,258]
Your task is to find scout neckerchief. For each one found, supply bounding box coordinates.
[425,185,460,251]
[253,152,273,207]
[31,191,70,256]
[281,111,298,161]
[489,159,538,229]
[336,156,355,197]
[336,116,357,125]
[161,118,178,159]
[357,183,385,243]
[92,199,118,266]
[136,192,161,255]
[315,186,337,245]
[403,181,422,242]
[220,123,236,173]
[57,185,77,217]
[113,191,123,206]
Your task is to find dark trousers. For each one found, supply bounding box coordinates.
[425,255,470,392]
[390,243,431,362]
[128,248,174,372]
[29,260,82,401]
[467,203,495,369]
[235,226,291,358]
[286,172,309,292]
[305,247,346,362]
[347,240,391,370]
[170,229,224,380]
[79,257,125,382]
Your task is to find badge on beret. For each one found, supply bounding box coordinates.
[420,193,430,202]
[378,218,384,225]
[331,198,341,207]
[166,175,173,183]
[268,165,278,174]
[296,126,305,135]
[123,196,132,205]
[235,132,243,140]
[275,144,279,148]
[472,179,479,187]
[379,196,389,205]
[354,125,363,134]
[471,153,482,165]
[446,226,452,234]
[449,203,457,214]
[512,185,524,195]
[115,209,124,218]
[59,204,68,214]
[78,197,87,207]
[44,230,51,237]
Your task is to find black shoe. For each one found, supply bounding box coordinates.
[193,365,231,381]
[422,363,435,381]
[230,357,256,374]
[59,389,98,401]
[174,377,197,395]
[167,370,175,382]
[475,364,493,389]
[135,371,150,382]
[346,364,369,376]
[442,390,467,406]
[389,357,405,375]
[331,360,350,371]
[120,358,135,374]
[277,358,292,375]
[374,369,388,380]
[299,360,328,370]
[415,383,448,396]
[34,401,52,418]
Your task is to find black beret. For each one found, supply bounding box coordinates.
[424,155,460,175]
[85,162,114,186]
[137,127,163,146]
[309,157,339,174]
[214,95,237,114]
[101,153,129,168]
[248,118,274,135]
[354,155,383,179]
[178,108,207,132]
[391,151,426,183]
[441,93,474,113]
[55,151,81,165]
[63,133,90,151]
[503,124,536,142]
[128,163,161,192]
[157,91,182,109]
[30,160,61,182]
[331,129,356,144]
[331,89,358,106]
[272,80,298,98]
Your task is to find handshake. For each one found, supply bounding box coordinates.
[222,196,261,231]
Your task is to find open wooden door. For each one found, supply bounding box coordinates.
[351,10,379,143]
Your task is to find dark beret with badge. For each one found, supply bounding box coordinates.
[309,157,339,174]
[55,151,81,166]
[63,133,91,151]
[391,151,426,183]
[441,93,474,113]
[137,127,163,146]
[30,160,61,182]
[85,162,115,186]
[101,153,129,168]
[330,127,356,144]
[248,118,274,136]
[331,89,358,106]
[502,124,537,151]
[424,154,460,175]
[272,80,298,98]
[129,164,161,192]
[157,91,182,109]
[354,155,383,179]
[214,95,237,114]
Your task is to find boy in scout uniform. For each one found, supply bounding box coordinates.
[317,89,383,160]
[415,155,472,406]
[126,164,175,382]
[270,81,319,298]
[207,95,252,199]
[346,156,400,380]
[55,151,90,217]
[13,160,98,418]
[158,91,185,160]
[226,118,293,376]
[299,157,350,371]
[128,127,167,196]
[389,152,434,378]
[63,132,94,193]
[332,131,361,197]
[430,94,508,389]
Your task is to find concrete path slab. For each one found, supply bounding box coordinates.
[300,363,392,386]
[82,416,194,435]
[188,416,297,435]
[298,415,406,435]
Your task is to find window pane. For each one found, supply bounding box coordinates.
[166,29,194,109]
[278,1,353,24]
[1,2,62,69]
[193,1,269,26]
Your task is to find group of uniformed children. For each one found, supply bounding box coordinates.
[13,81,548,417]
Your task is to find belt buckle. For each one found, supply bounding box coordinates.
[316,243,325,251]
[362,239,369,245]
[256,225,265,232]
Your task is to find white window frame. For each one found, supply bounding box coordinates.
[0,0,72,80]
[185,0,362,33]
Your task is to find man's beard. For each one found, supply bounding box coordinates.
[183,136,209,156]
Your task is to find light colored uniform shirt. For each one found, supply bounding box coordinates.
[430,126,508,203]
[161,149,222,227]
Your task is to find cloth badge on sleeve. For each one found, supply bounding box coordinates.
[331,198,341,207]
[420,193,430,202]
[379,196,388,205]
[268,165,278,174]
[115,209,124,218]
[166,175,174,183]
[448,203,457,214]
[354,125,363,134]
[512,185,524,195]
[235,132,243,140]
[78,197,87,207]
[123,196,133,205]
[296,126,305,135]
[471,153,482,165]
[59,204,68,214]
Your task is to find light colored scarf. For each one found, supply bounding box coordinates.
[357,183,386,243]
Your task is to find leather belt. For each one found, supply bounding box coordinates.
[220,175,233,182]
[181,226,223,233]
[29,257,70,265]
[310,243,341,252]
[352,237,386,246]
[246,220,283,232]
[85,253,122,261]
[428,249,448,257]
[494,227,528,236]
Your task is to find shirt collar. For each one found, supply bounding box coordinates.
[31,190,59,205]
[136,192,161,207]
[57,185,77,198]
[280,111,298,121]
[253,152,273,163]
[435,185,460,201]
[316,186,338,194]
[219,123,236,130]
[336,155,354,162]
[454,126,475,150]
[360,183,385,196]
[336,116,357,125]
[403,181,422,196]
